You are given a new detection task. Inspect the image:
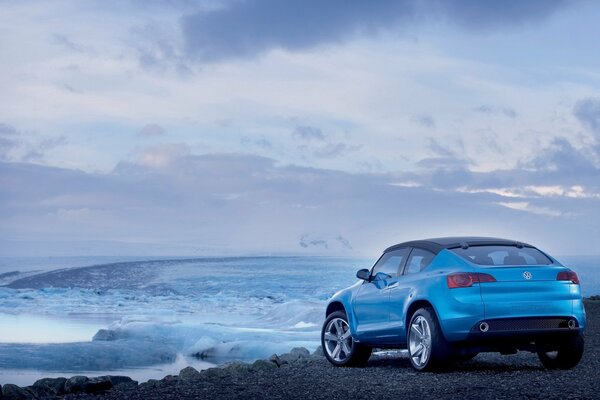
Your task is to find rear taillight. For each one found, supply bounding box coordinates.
[557,270,579,284]
[447,272,496,288]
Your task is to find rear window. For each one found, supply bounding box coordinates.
[450,245,553,266]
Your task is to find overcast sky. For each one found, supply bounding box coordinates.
[1,0,600,257]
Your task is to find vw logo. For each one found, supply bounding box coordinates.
[523,271,532,280]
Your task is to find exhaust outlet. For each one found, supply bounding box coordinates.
[568,319,577,329]
[479,322,489,333]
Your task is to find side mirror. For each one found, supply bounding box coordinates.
[356,269,370,281]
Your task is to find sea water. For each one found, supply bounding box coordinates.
[0,255,597,385]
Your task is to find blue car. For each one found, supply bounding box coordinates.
[322,237,585,371]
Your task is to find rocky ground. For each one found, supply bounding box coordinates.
[2,300,599,400]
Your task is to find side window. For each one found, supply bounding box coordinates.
[371,248,409,280]
[404,248,436,275]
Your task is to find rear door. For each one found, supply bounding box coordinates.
[451,245,576,319]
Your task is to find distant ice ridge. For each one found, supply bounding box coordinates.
[0,256,366,372]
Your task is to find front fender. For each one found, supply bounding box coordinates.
[326,281,362,338]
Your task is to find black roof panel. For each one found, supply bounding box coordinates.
[384,236,533,254]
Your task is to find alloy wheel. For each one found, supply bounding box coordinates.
[409,315,432,367]
[323,317,353,362]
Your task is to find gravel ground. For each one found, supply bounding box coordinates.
[56,300,599,399]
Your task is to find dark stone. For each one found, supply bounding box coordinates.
[32,377,67,395]
[268,354,286,367]
[279,347,310,364]
[222,362,250,375]
[200,367,227,379]
[312,346,324,357]
[1,384,31,400]
[64,376,90,393]
[251,359,277,371]
[23,385,52,399]
[82,376,113,393]
[105,375,138,390]
[178,366,201,381]
[138,379,159,390]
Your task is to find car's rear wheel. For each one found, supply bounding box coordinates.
[322,311,371,367]
[537,335,584,370]
[408,307,450,371]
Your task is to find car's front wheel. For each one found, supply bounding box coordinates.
[408,307,451,371]
[321,311,371,367]
[537,335,584,369]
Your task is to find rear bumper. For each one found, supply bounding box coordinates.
[466,316,582,340]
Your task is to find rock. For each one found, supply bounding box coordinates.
[64,376,90,394]
[32,377,67,395]
[251,359,277,372]
[92,329,118,341]
[200,367,228,379]
[1,384,31,400]
[222,362,250,374]
[105,375,138,390]
[139,379,159,390]
[312,346,324,357]
[178,366,201,381]
[268,354,286,367]
[23,385,53,399]
[82,376,113,393]
[279,347,310,364]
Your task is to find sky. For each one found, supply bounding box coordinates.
[1,0,600,257]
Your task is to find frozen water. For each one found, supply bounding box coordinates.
[0,256,371,384]
[0,254,597,385]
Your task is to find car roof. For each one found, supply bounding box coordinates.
[383,236,534,254]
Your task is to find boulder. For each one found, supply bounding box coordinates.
[200,367,228,379]
[279,347,310,364]
[32,377,67,395]
[312,346,324,357]
[222,362,250,374]
[23,385,53,399]
[105,376,138,390]
[139,379,159,390]
[268,354,286,367]
[251,359,277,372]
[64,376,90,394]
[178,366,202,381]
[82,376,113,393]
[1,384,31,400]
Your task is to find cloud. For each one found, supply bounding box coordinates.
[0,123,68,162]
[2,149,599,257]
[52,34,88,54]
[181,0,568,62]
[139,124,167,137]
[414,116,436,129]
[241,137,273,150]
[0,123,19,160]
[473,104,518,118]
[121,143,190,169]
[312,142,360,159]
[292,125,325,141]
[528,138,597,173]
[574,97,600,138]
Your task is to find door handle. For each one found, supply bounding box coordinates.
[387,283,399,289]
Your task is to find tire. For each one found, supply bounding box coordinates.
[407,307,451,371]
[537,335,584,370]
[321,311,372,367]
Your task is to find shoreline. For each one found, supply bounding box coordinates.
[1,297,599,399]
